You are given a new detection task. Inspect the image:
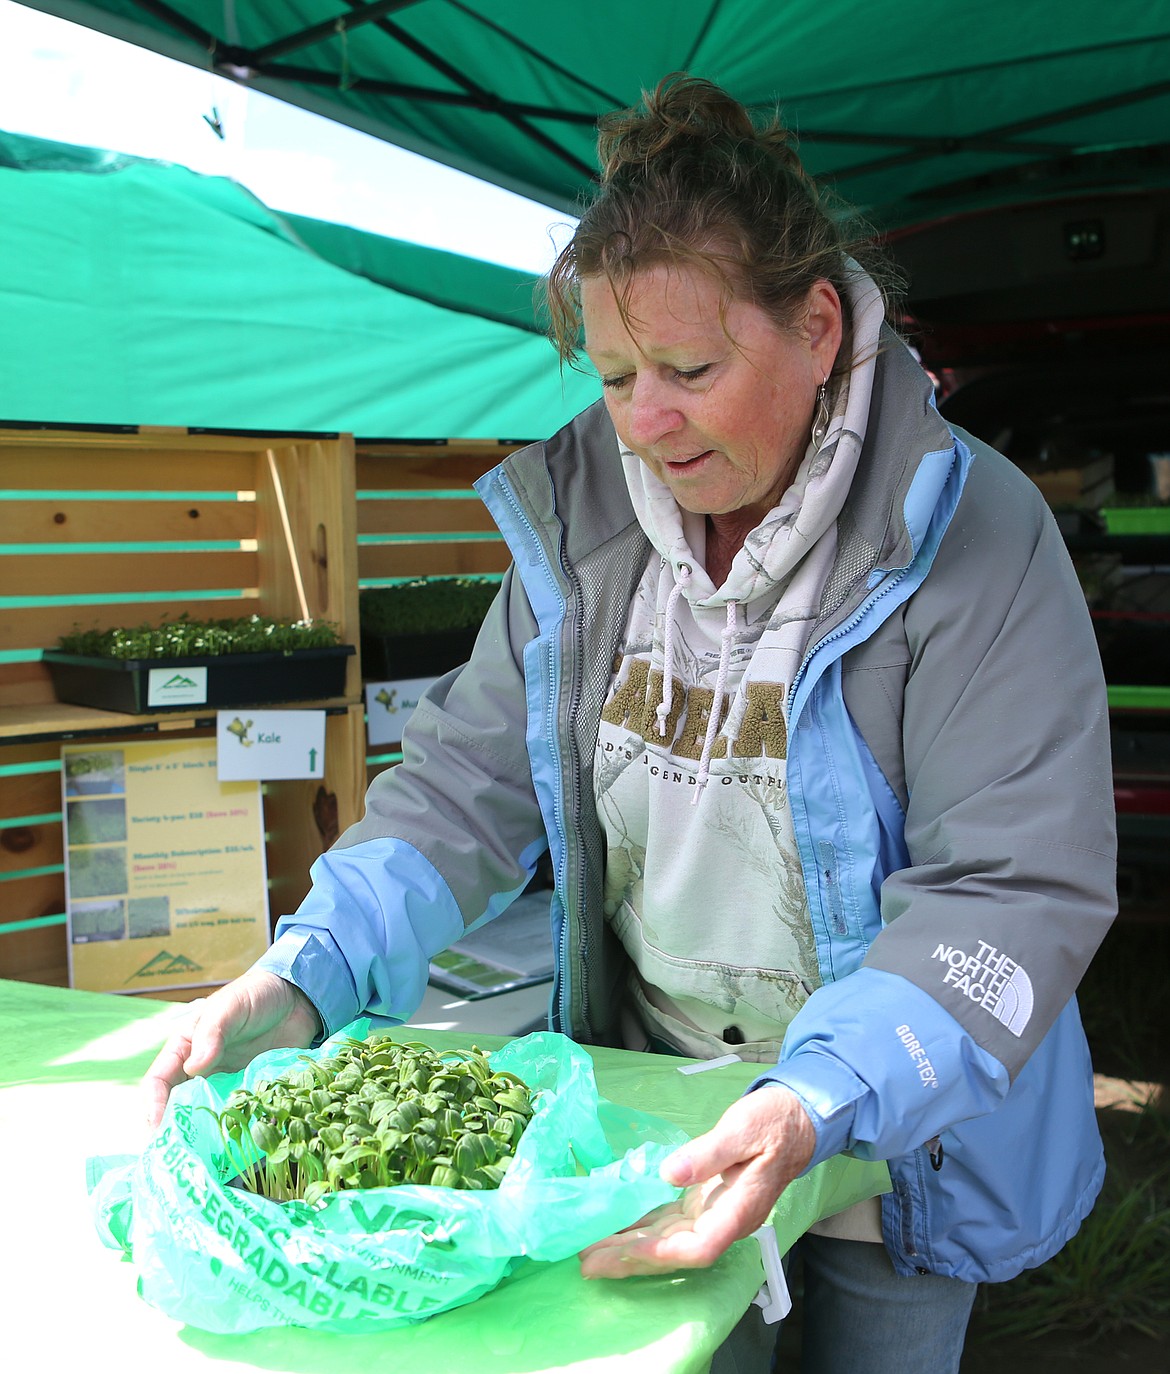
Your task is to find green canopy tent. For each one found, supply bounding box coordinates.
[15,1,1170,226]
[0,130,594,436]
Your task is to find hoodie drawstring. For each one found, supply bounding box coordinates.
[655,562,692,737]
[692,599,740,803]
[654,561,740,801]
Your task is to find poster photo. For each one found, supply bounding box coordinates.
[61,738,268,994]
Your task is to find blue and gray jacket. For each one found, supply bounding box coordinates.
[260,337,1116,1283]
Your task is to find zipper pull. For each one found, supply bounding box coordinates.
[926,1136,945,1171]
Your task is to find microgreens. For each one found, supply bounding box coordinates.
[207,1035,536,1207]
[56,612,341,660]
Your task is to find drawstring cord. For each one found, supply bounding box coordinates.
[693,599,739,804]
[655,562,692,737]
[653,559,739,802]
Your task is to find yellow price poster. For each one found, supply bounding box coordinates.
[61,738,269,994]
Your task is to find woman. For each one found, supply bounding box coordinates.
[144,77,1116,1372]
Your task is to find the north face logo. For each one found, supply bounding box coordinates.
[931,940,1034,1036]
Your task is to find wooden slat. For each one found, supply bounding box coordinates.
[0,661,55,707]
[0,738,62,768]
[0,697,352,740]
[356,449,516,491]
[0,595,267,658]
[1,499,258,544]
[0,869,66,928]
[2,549,259,597]
[358,543,510,581]
[357,499,498,536]
[256,438,360,698]
[0,706,253,741]
[357,437,519,459]
[1,426,258,446]
[0,818,62,877]
[0,442,259,491]
[0,766,60,822]
[132,985,218,1003]
[0,921,68,986]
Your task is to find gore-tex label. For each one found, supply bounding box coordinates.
[895,1024,939,1089]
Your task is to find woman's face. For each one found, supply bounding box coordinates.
[581,263,842,524]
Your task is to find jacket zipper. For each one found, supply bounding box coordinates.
[494,471,584,1037]
[787,565,910,722]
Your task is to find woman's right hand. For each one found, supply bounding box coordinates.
[142,970,322,1129]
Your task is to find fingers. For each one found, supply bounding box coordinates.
[579,1087,818,1280]
[140,972,321,1129]
[142,1033,195,1130]
[579,1203,744,1276]
[579,1182,726,1277]
[181,1009,227,1079]
[139,992,233,1128]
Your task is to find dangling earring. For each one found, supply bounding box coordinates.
[811,377,830,449]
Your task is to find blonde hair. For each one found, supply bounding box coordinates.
[543,74,898,368]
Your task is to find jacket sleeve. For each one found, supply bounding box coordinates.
[253,565,549,1035]
[755,443,1117,1166]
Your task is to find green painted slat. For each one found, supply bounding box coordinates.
[0,759,62,778]
[356,532,503,545]
[0,649,42,664]
[0,913,67,934]
[1108,685,1170,710]
[366,752,404,766]
[0,589,249,609]
[0,812,62,828]
[0,863,65,882]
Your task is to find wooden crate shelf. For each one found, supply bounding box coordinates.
[0,424,364,990]
[0,427,531,990]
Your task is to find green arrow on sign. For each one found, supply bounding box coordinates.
[309,747,318,771]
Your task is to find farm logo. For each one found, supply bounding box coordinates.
[147,665,208,707]
[131,950,204,981]
[930,939,1034,1036]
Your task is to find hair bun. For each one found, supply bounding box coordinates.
[597,72,802,185]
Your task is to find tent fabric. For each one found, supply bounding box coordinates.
[18,1,1170,226]
[0,133,598,437]
[0,129,550,334]
[282,216,547,335]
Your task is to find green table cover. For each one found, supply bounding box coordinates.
[0,979,888,1373]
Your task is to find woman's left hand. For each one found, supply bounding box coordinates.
[578,1085,816,1278]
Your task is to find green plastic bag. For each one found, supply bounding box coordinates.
[88,1023,687,1334]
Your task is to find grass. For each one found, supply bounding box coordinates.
[968,916,1170,1348]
